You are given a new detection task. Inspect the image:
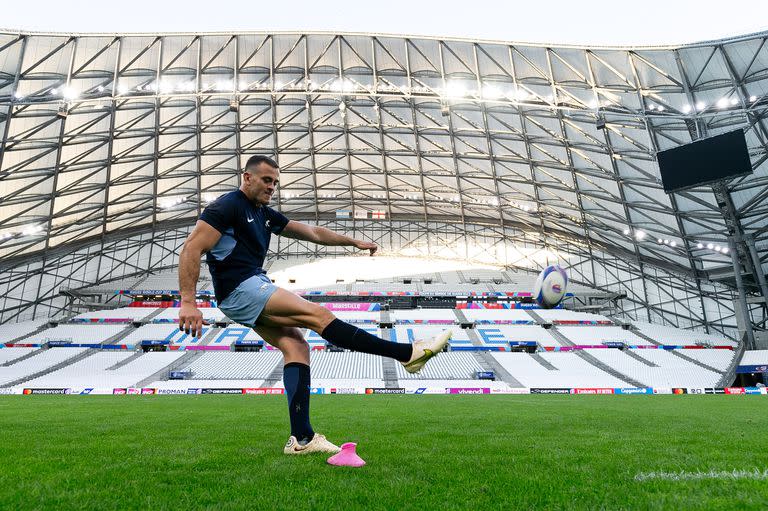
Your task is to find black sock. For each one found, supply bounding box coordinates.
[320,318,413,362]
[283,362,314,443]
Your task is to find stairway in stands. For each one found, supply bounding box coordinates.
[132,327,222,388]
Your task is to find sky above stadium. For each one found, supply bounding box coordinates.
[3,0,767,46]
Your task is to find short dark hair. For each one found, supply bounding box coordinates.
[244,155,278,173]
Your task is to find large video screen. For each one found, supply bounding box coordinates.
[657,129,752,193]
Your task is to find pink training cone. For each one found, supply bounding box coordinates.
[327,442,366,467]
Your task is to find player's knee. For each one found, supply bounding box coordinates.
[285,327,309,352]
[282,337,309,362]
[308,303,335,332]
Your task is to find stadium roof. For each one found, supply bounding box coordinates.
[0,29,766,334]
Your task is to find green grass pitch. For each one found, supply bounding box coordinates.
[0,395,766,510]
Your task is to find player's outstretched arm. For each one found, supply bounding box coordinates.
[281,220,378,256]
[178,220,222,337]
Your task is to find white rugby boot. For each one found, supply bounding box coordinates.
[283,433,341,455]
[400,330,452,374]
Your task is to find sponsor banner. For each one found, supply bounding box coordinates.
[201,388,243,394]
[725,387,746,395]
[704,388,726,394]
[23,388,70,395]
[77,388,115,395]
[672,388,687,395]
[233,340,264,346]
[571,388,614,395]
[447,388,491,394]
[127,388,141,395]
[330,387,361,395]
[737,364,768,374]
[614,387,653,394]
[530,388,571,394]
[745,387,763,395]
[320,302,380,312]
[403,388,442,395]
[0,388,21,395]
[653,388,673,395]
[365,388,406,394]
[157,389,189,395]
[141,388,156,395]
[184,345,230,351]
[242,388,285,395]
[687,388,705,394]
[113,388,127,395]
[502,388,531,394]
[310,388,325,395]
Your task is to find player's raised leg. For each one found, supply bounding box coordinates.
[254,324,339,455]
[257,287,451,373]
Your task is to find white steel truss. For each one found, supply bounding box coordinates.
[0,30,766,337]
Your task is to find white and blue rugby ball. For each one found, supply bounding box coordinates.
[533,265,568,309]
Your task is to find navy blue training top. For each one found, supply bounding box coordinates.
[199,190,289,302]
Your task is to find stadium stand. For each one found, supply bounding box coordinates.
[461,309,534,324]
[740,350,768,365]
[391,309,456,323]
[308,352,384,379]
[491,352,629,388]
[582,349,722,387]
[0,319,49,342]
[391,325,472,347]
[182,352,282,379]
[632,322,736,346]
[0,348,37,364]
[333,310,382,324]
[395,352,484,379]
[22,352,134,388]
[476,325,562,347]
[72,308,158,322]
[0,269,743,390]
[24,325,128,344]
[535,309,612,324]
[556,326,654,346]
[0,348,88,386]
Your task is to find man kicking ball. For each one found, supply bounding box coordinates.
[178,155,451,455]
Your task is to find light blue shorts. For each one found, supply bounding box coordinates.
[218,274,278,328]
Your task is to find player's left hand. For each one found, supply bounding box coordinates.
[354,240,378,256]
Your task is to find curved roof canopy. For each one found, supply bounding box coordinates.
[0,30,766,290]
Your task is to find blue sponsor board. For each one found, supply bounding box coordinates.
[234,340,264,347]
[736,364,768,373]
[745,387,763,394]
[141,340,170,346]
[310,387,325,395]
[614,387,653,394]
[509,341,538,347]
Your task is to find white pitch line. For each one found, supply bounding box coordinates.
[635,469,768,481]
